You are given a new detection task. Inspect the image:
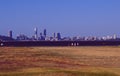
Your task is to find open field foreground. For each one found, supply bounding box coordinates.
[0,46,120,76]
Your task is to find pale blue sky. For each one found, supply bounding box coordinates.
[0,0,120,38]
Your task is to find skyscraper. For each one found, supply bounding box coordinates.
[113,34,117,39]
[43,29,46,37]
[57,33,61,40]
[8,30,12,38]
[53,33,56,38]
[34,27,38,40]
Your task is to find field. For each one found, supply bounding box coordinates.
[0,46,120,76]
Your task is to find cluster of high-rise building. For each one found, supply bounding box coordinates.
[16,27,61,41]
[0,27,119,41]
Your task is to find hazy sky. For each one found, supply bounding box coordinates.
[0,0,120,38]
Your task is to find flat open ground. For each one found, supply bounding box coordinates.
[0,46,120,76]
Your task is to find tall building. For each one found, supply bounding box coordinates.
[53,33,56,38]
[34,27,38,40]
[8,30,12,38]
[39,32,43,40]
[113,34,117,39]
[43,29,47,37]
[57,33,61,40]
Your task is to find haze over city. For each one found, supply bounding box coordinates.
[0,0,120,38]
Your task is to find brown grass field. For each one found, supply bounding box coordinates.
[0,46,120,76]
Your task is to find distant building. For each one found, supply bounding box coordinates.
[53,33,57,40]
[8,30,12,38]
[40,32,42,38]
[72,37,77,41]
[113,34,117,40]
[62,37,71,41]
[16,34,29,40]
[34,27,38,40]
[57,33,61,40]
[43,29,47,37]
[53,33,56,38]
[39,32,45,40]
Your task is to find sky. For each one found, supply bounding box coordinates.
[0,0,120,38]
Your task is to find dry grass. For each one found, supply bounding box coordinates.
[0,46,120,76]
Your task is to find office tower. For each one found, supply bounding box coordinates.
[34,27,38,40]
[57,33,61,40]
[40,32,45,40]
[53,33,56,38]
[43,29,47,37]
[113,34,117,39]
[8,30,12,38]
[39,32,42,40]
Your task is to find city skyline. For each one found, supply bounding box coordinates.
[0,27,118,38]
[0,0,120,37]
[0,27,118,42]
